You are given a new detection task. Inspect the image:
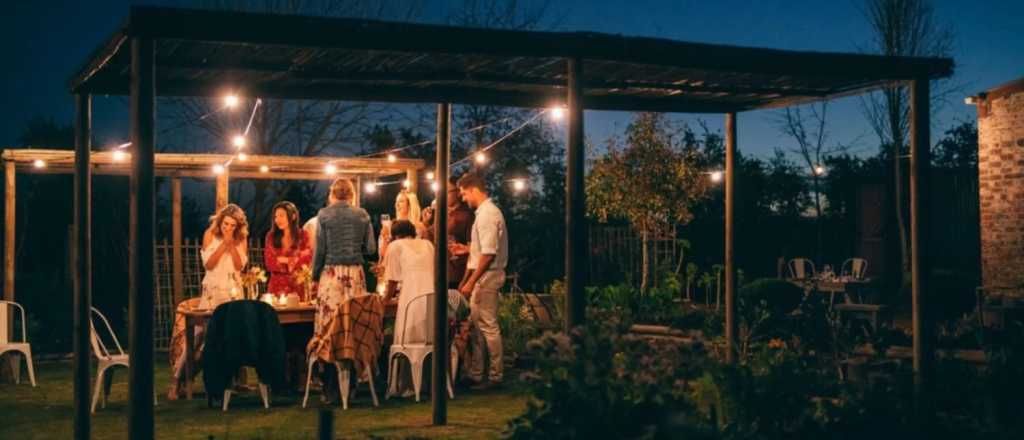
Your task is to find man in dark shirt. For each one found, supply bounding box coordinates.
[428,177,474,288]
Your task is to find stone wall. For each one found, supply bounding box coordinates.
[978,79,1024,287]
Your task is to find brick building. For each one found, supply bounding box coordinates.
[976,78,1024,288]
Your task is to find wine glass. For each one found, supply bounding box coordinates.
[381,214,391,229]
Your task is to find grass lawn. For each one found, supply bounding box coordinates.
[0,358,529,439]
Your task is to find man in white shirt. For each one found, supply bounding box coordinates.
[451,173,508,388]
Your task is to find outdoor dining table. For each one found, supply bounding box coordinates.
[181,300,397,400]
[790,278,877,306]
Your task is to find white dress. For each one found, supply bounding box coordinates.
[199,236,247,310]
[384,238,435,345]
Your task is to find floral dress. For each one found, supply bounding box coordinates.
[199,236,247,310]
[313,265,368,338]
[264,229,313,299]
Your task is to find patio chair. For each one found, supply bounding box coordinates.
[841,258,868,280]
[385,292,456,403]
[303,294,384,410]
[90,307,157,412]
[787,258,816,280]
[202,300,284,411]
[0,300,36,387]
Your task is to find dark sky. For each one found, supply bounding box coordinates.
[2,0,1022,161]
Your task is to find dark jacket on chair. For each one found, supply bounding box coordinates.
[203,300,286,398]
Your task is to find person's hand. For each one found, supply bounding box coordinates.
[448,242,469,256]
[459,281,473,299]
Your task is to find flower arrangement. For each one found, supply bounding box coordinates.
[236,266,267,300]
[292,264,314,300]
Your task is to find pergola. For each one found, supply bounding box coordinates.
[66,6,952,439]
[1,148,423,307]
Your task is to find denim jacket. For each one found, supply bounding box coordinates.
[312,203,376,279]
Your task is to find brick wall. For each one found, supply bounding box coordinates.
[978,84,1024,287]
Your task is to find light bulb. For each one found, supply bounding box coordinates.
[426,171,435,180]
[33,159,46,169]
[259,165,270,173]
[430,182,440,192]
[475,151,487,164]
[112,150,127,161]
[387,153,397,163]
[224,94,239,108]
[213,164,225,174]
[710,171,723,183]
[232,135,246,148]
[550,107,565,120]
[403,179,411,189]
[325,163,338,174]
[513,179,526,192]
[813,165,826,176]
[237,152,248,161]
[365,182,377,193]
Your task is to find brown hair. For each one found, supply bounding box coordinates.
[270,201,300,249]
[456,172,487,192]
[330,178,355,202]
[390,219,417,240]
[208,203,249,241]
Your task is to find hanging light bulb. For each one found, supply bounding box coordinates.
[324,163,338,174]
[213,164,225,174]
[430,181,440,192]
[710,171,723,183]
[475,151,487,164]
[513,179,527,192]
[387,153,397,163]
[112,150,127,161]
[259,165,270,173]
[224,94,239,108]
[403,179,411,189]
[426,171,435,180]
[237,152,248,161]
[549,107,565,120]
[364,182,377,194]
[33,159,46,169]
[232,135,246,148]
[813,164,827,176]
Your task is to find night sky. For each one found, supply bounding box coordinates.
[2,0,1022,161]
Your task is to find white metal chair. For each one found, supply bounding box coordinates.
[841,258,868,280]
[302,295,384,410]
[0,300,36,387]
[385,293,456,403]
[90,307,156,412]
[222,377,270,411]
[787,258,816,280]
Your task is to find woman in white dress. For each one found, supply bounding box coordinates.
[382,219,435,397]
[167,203,248,399]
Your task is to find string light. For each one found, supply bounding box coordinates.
[512,179,527,192]
[475,151,487,164]
[259,165,270,173]
[324,163,338,174]
[549,106,565,120]
[112,150,127,161]
[232,135,246,148]
[430,181,440,192]
[387,153,397,163]
[224,94,239,108]
[710,171,723,183]
[364,182,377,194]
[426,171,435,180]
[813,164,827,176]
[212,164,225,174]
[33,159,46,169]
[403,179,411,189]
[237,152,248,161]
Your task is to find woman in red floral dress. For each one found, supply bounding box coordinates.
[264,201,313,300]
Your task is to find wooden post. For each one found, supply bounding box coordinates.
[4,160,13,303]
[724,112,738,365]
[565,57,587,332]
[353,176,361,208]
[73,93,92,440]
[172,177,183,306]
[432,103,451,426]
[406,168,418,195]
[909,78,933,418]
[216,171,229,210]
[129,36,156,440]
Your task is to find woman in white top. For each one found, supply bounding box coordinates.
[167,203,248,399]
[382,219,435,397]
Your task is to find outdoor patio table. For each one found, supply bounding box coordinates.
[181,301,396,400]
[790,278,876,307]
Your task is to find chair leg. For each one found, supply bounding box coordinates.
[337,366,350,410]
[222,389,232,411]
[365,366,379,407]
[385,353,397,400]
[103,368,115,407]
[259,383,269,409]
[91,365,106,413]
[411,358,423,403]
[24,347,36,387]
[302,355,316,409]
[8,353,20,384]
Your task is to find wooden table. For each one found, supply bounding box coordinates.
[181,301,398,400]
[791,278,876,307]
[182,304,316,400]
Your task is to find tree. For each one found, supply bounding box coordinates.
[587,113,710,292]
[859,0,955,276]
[932,121,977,169]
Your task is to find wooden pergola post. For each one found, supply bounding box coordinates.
[406,168,418,195]
[128,35,156,440]
[4,160,13,303]
[565,57,587,331]
[353,176,362,208]
[73,93,92,440]
[171,177,183,306]
[724,112,738,365]
[215,170,229,210]
[432,102,451,425]
[909,78,933,417]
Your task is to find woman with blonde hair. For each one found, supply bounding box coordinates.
[168,203,250,399]
[379,189,426,264]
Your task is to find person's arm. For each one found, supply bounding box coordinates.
[202,229,231,271]
[312,218,326,280]
[295,229,313,269]
[364,215,377,256]
[384,280,399,302]
[460,255,494,297]
[224,236,246,271]
[264,235,283,273]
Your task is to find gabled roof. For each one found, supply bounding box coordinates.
[70,6,954,113]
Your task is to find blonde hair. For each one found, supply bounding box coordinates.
[330,178,355,202]
[208,203,249,241]
[395,189,421,224]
